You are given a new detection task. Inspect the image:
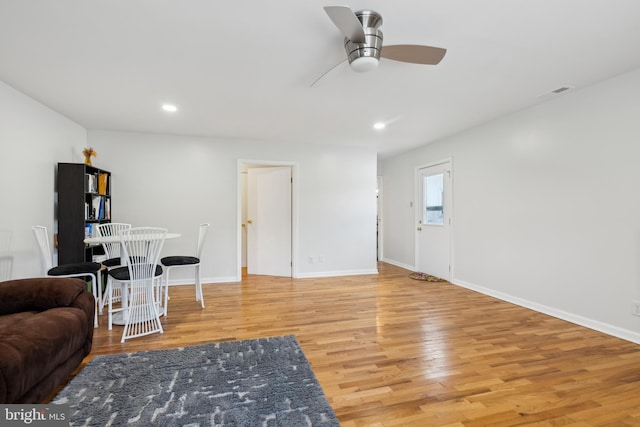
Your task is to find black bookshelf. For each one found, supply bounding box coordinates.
[57,163,112,264]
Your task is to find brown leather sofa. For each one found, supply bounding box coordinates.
[0,277,94,403]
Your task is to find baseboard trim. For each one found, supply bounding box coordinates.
[380,257,415,271]
[294,268,378,279]
[168,276,239,286]
[452,277,640,345]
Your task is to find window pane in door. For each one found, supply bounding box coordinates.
[424,173,444,225]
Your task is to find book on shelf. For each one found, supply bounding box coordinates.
[85,223,94,239]
[91,196,102,220]
[98,173,108,195]
[85,173,98,193]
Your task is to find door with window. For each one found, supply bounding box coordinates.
[416,161,451,280]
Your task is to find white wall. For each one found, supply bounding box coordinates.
[0,80,378,283]
[381,68,640,343]
[88,130,378,283]
[0,81,87,278]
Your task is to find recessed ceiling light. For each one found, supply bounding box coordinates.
[373,122,386,130]
[162,104,178,113]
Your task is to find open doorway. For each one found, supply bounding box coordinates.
[238,160,297,280]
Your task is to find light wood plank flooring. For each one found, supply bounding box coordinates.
[65,262,640,426]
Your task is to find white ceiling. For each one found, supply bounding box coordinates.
[1,1,640,158]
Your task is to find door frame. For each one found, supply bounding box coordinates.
[237,159,298,281]
[377,175,383,261]
[414,157,453,279]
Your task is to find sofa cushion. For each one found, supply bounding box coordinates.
[0,277,92,316]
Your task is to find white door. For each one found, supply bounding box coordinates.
[247,167,292,277]
[416,161,451,280]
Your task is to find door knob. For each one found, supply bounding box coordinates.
[417,227,422,231]
[247,219,253,224]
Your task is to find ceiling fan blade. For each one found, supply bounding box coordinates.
[381,44,447,65]
[324,6,366,43]
[310,58,347,87]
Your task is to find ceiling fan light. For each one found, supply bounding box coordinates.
[350,56,379,73]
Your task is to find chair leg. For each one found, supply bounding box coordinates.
[107,280,114,331]
[163,267,170,317]
[99,273,112,315]
[154,275,163,315]
[96,269,103,316]
[195,265,204,308]
[99,277,107,314]
[90,272,99,328]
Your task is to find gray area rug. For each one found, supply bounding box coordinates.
[52,335,340,426]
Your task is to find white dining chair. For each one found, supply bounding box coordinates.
[161,223,209,316]
[32,225,102,327]
[96,222,131,313]
[111,227,167,342]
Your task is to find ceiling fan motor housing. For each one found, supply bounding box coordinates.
[344,10,383,72]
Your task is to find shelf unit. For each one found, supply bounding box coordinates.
[57,163,112,264]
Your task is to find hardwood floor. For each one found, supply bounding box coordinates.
[73,262,640,426]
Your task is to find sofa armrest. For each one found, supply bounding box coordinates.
[0,277,93,315]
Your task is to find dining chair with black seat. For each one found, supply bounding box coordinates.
[106,227,166,332]
[112,227,167,342]
[32,225,102,327]
[95,222,131,314]
[161,223,209,316]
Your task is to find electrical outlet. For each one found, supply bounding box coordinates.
[307,256,314,264]
[318,255,324,263]
[632,300,640,317]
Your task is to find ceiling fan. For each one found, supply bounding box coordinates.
[313,6,446,84]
